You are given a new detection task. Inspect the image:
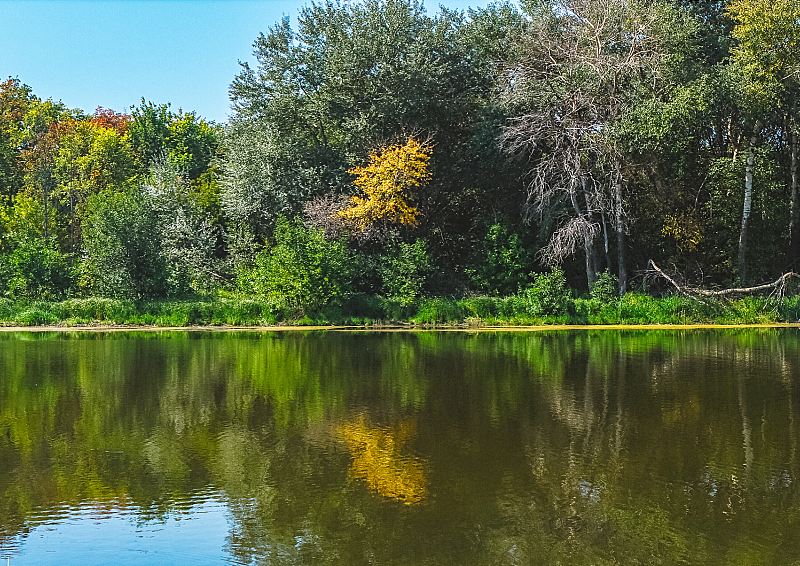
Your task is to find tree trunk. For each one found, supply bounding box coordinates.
[585,234,599,288]
[572,179,597,287]
[790,118,800,268]
[737,122,761,284]
[41,168,50,240]
[613,168,627,293]
[584,253,595,288]
[601,211,611,270]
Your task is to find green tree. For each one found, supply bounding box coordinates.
[727,0,800,279]
[81,189,166,299]
[466,222,531,295]
[502,0,686,291]
[241,217,353,315]
[144,161,221,295]
[128,100,219,179]
[378,239,430,309]
[224,0,522,270]
[50,119,137,249]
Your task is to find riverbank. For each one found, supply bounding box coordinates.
[0,294,799,328]
[2,323,800,333]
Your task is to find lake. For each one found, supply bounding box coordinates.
[1,329,799,565]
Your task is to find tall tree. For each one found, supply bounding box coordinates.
[501,0,678,290]
[128,100,219,179]
[727,0,800,278]
[223,0,522,271]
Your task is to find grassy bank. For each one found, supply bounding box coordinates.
[1,293,799,328]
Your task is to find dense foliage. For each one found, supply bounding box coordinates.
[2,0,800,322]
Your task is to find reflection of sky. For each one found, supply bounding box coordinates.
[1,496,234,566]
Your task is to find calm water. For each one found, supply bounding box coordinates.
[1,329,800,565]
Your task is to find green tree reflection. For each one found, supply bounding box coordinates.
[1,330,800,564]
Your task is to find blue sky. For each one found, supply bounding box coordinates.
[1,0,494,123]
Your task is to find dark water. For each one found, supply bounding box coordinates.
[1,329,800,565]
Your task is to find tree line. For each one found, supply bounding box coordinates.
[1,0,798,314]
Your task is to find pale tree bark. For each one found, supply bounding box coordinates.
[613,164,627,293]
[790,117,800,267]
[601,211,611,269]
[587,236,599,287]
[575,177,599,286]
[737,121,761,284]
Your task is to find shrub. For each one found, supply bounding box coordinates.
[590,271,619,303]
[342,294,385,321]
[520,269,572,316]
[466,223,531,295]
[459,296,500,319]
[241,217,352,316]
[0,238,74,300]
[780,295,800,321]
[498,295,528,318]
[220,299,278,325]
[82,189,166,299]
[54,297,137,322]
[14,308,59,326]
[379,240,430,309]
[412,298,467,324]
[145,160,220,295]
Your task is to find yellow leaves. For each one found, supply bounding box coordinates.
[338,415,427,505]
[727,0,800,84]
[338,137,432,231]
[662,213,702,252]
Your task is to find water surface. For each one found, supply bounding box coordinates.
[1,329,799,564]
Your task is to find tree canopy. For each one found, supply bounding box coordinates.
[2,0,800,307]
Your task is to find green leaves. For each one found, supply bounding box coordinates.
[128,100,219,178]
[241,217,353,315]
[81,189,166,299]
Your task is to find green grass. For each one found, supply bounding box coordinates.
[0,293,798,327]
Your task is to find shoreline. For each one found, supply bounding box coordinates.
[1,322,799,333]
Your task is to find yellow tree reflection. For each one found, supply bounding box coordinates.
[338,415,427,505]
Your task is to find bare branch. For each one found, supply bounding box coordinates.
[648,260,800,300]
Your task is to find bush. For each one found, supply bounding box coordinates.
[82,189,166,299]
[342,294,385,321]
[379,240,430,309]
[145,161,220,295]
[241,217,352,316]
[590,271,619,303]
[520,269,572,316]
[412,298,467,324]
[459,296,501,319]
[14,308,59,326]
[0,238,74,300]
[780,296,800,321]
[466,223,531,294]
[54,297,137,322]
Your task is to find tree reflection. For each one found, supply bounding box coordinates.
[338,415,426,505]
[1,330,800,563]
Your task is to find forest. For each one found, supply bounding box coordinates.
[1,0,800,326]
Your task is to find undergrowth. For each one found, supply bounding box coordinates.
[0,292,798,327]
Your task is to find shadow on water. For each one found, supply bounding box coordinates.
[1,329,800,564]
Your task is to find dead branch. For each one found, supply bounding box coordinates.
[647,260,800,300]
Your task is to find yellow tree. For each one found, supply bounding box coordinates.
[338,415,427,505]
[339,137,432,231]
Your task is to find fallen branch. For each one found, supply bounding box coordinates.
[647,260,800,300]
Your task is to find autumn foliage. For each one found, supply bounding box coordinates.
[91,107,131,133]
[339,137,431,231]
[338,416,427,505]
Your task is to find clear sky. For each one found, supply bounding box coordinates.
[1,0,494,123]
